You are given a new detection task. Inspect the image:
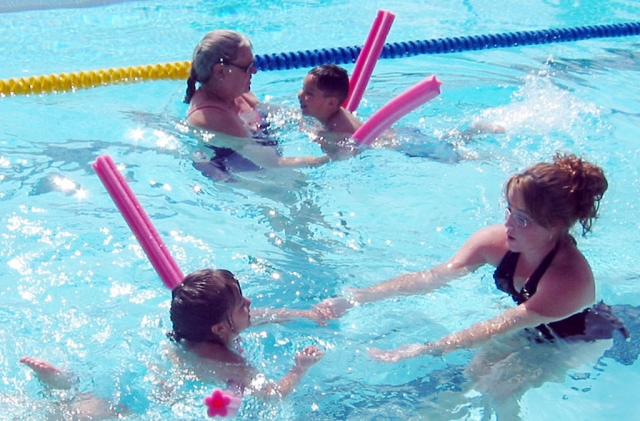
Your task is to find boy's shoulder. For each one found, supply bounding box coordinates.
[325,107,362,134]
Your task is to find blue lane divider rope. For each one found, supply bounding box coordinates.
[254,21,640,71]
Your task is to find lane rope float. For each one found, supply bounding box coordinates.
[254,21,640,71]
[2,21,640,96]
[1,61,190,96]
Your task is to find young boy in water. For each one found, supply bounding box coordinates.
[298,64,363,153]
[168,269,325,401]
[298,64,504,161]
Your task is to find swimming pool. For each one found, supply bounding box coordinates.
[2,0,640,419]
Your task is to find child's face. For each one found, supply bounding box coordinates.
[228,295,252,335]
[298,74,334,119]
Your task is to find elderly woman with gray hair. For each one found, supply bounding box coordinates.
[185,30,336,172]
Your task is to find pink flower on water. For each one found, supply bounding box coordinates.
[204,389,242,418]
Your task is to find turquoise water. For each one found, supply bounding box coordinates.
[1,0,640,420]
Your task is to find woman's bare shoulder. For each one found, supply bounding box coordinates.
[467,225,509,264]
[527,242,595,318]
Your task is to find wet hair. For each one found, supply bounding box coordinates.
[505,153,608,236]
[183,30,253,103]
[308,64,350,103]
[169,269,243,344]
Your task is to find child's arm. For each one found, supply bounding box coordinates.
[181,342,324,402]
[252,346,324,400]
[19,356,78,390]
[313,132,361,161]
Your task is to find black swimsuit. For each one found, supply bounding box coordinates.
[192,110,278,182]
[493,242,628,342]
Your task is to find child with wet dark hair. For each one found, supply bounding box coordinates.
[298,64,504,161]
[168,269,324,400]
[298,64,363,138]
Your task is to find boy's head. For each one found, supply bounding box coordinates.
[170,269,250,344]
[299,64,350,120]
[309,64,350,103]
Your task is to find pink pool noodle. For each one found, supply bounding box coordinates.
[343,10,395,112]
[93,155,182,288]
[93,155,183,289]
[352,75,442,146]
[343,10,384,108]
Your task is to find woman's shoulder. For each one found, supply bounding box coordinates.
[189,106,252,139]
[551,237,592,279]
[447,224,508,270]
[189,99,230,121]
[188,94,234,118]
[461,225,510,267]
[468,224,508,249]
[530,238,595,317]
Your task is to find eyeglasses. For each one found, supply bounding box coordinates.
[505,207,532,228]
[221,58,255,74]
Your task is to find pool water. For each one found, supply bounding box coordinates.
[1,0,640,420]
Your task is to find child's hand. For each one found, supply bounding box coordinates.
[286,298,354,325]
[312,297,355,320]
[298,308,329,326]
[295,346,324,370]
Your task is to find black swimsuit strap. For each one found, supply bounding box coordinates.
[493,251,520,298]
[495,239,628,341]
[521,242,561,299]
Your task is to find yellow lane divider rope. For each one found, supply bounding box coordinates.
[0,61,191,96]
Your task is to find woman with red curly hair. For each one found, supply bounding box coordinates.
[312,153,627,414]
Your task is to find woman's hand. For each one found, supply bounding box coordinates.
[315,133,361,160]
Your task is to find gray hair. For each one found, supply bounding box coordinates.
[184,30,252,103]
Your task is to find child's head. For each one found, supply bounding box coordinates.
[308,64,350,103]
[170,269,251,344]
[298,64,350,120]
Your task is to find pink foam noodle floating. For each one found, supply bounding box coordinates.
[92,155,183,289]
[343,10,395,112]
[352,75,442,146]
[343,10,385,109]
[93,155,183,288]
